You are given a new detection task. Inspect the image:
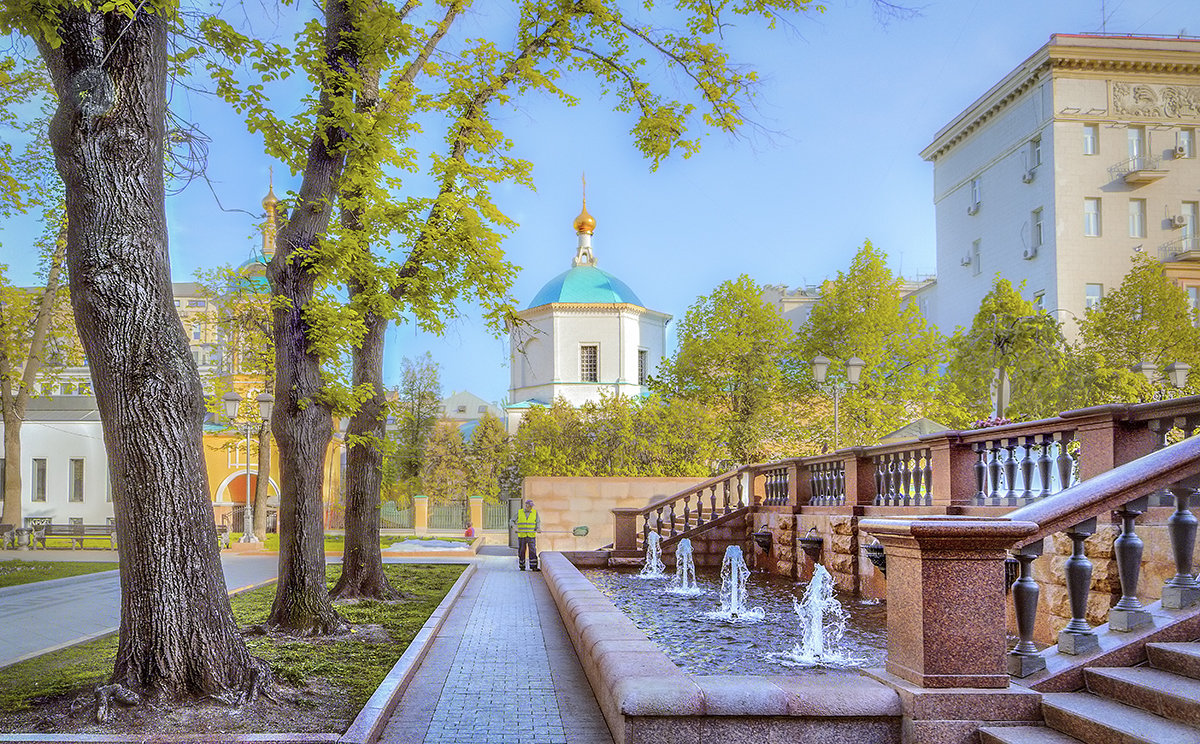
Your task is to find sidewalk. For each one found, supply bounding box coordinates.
[0,553,279,668]
[380,547,613,744]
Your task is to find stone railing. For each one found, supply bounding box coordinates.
[861,419,1200,689]
[611,467,752,553]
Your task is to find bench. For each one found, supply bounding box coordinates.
[215,523,231,550]
[0,524,14,550]
[34,523,118,550]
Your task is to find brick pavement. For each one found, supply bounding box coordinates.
[381,550,613,744]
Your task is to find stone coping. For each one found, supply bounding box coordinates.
[540,551,902,744]
[224,536,484,558]
[0,563,478,744]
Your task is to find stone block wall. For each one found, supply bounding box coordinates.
[750,508,796,577]
[680,513,751,570]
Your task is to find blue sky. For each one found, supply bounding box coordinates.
[4,1,1200,405]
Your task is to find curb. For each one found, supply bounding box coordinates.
[0,567,120,599]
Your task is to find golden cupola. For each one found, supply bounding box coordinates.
[573,200,595,235]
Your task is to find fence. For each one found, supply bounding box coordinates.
[428,503,467,531]
[483,502,510,530]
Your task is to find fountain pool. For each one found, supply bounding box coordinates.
[581,565,886,676]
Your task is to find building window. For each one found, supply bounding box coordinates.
[1083,124,1098,155]
[1031,208,1044,248]
[1085,283,1104,310]
[1030,137,1042,168]
[1179,129,1194,158]
[969,177,981,211]
[580,345,598,383]
[69,459,84,502]
[1084,198,1101,237]
[1129,199,1146,238]
[69,517,82,527]
[971,239,982,277]
[0,459,5,495]
[477,405,487,413]
[173,299,181,307]
[456,405,467,413]
[1034,292,1046,311]
[32,458,46,502]
[1184,202,1199,252]
[78,382,91,396]
[192,323,202,341]
[1128,126,1146,168]
[187,299,205,308]
[637,349,648,385]
[60,382,74,395]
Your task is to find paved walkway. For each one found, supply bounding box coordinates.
[0,553,279,668]
[381,548,613,744]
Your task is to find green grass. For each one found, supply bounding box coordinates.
[232,533,471,552]
[39,538,119,550]
[0,563,465,716]
[0,560,118,588]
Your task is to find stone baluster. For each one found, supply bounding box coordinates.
[901,452,913,506]
[722,480,731,514]
[682,495,692,532]
[1036,435,1053,499]
[1055,434,1074,493]
[822,465,832,505]
[911,452,924,505]
[1019,437,1035,502]
[874,456,885,506]
[922,449,933,506]
[1007,540,1046,677]
[838,464,847,505]
[641,517,650,550]
[987,442,1003,504]
[974,444,988,505]
[809,467,820,506]
[1163,486,1200,609]
[1110,496,1152,632]
[736,475,744,509]
[709,485,718,517]
[694,491,705,525]
[1003,442,1018,505]
[1058,518,1099,655]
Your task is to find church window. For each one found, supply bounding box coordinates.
[69,459,84,502]
[32,459,46,502]
[638,350,648,385]
[580,345,598,382]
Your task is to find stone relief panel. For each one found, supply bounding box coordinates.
[1112,81,1200,119]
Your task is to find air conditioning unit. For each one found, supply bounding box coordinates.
[1172,214,1188,228]
[1176,145,1189,158]
[1021,169,1036,184]
[960,254,972,267]
[967,202,980,215]
[1023,246,1038,260]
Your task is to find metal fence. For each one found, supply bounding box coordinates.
[428,504,467,530]
[483,502,509,530]
[381,502,414,529]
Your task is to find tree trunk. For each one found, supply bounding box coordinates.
[330,304,396,599]
[265,0,357,634]
[34,8,267,700]
[253,420,270,540]
[2,417,21,528]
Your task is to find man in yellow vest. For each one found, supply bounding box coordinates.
[512,498,541,571]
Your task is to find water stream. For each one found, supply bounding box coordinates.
[665,537,702,596]
[638,531,668,579]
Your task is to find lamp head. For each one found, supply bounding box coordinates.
[1166,361,1191,390]
[256,391,275,420]
[811,355,831,384]
[221,390,242,421]
[846,356,866,386]
[1133,361,1158,385]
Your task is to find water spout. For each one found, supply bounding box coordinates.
[638,531,668,579]
[706,545,764,621]
[665,538,702,596]
[775,564,862,667]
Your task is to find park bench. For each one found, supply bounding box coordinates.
[34,523,118,550]
[0,524,14,549]
[215,522,231,549]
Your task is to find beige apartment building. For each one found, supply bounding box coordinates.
[921,34,1200,336]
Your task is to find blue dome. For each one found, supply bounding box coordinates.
[238,252,271,291]
[527,265,644,309]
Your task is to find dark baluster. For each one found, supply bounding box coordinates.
[988,442,1003,505]
[722,480,731,514]
[1007,541,1046,677]
[821,465,831,506]
[901,452,913,506]
[683,495,692,532]
[736,475,744,509]
[1164,486,1200,609]
[1003,442,1018,506]
[1110,496,1152,632]
[1019,437,1035,503]
[654,506,665,538]
[1036,435,1053,499]
[810,466,821,506]
[710,485,718,518]
[668,503,677,536]
[1058,518,1099,655]
[1055,434,1074,493]
[874,457,885,506]
[922,449,933,506]
[911,451,924,505]
[695,490,705,526]
[974,444,988,506]
[642,518,650,550]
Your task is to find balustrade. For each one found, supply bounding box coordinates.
[872,448,931,506]
[970,431,1076,507]
[806,459,845,506]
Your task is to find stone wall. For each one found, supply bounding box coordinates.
[749,508,795,577]
[666,512,752,570]
[522,476,707,552]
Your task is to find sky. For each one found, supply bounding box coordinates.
[4,1,1200,406]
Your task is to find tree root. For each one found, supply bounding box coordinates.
[208,665,276,706]
[93,684,141,723]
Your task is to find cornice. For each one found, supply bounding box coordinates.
[517,302,672,322]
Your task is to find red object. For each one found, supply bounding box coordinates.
[464,526,475,538]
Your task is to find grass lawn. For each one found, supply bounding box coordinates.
[231,533,471,552]
[0,560,118,589]
[0,563,465,717]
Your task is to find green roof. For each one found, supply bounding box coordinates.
[527,265,643,309]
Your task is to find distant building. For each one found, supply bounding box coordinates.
[506,197,671,433]
[439,391,503,440]
[921,33,1200,336]
[763,277,937,332]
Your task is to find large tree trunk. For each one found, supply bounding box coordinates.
[34,8,267,700]
[330,303,396,600]
[265,0,357,634]
[1,420,21,529]
[253,420,270,540]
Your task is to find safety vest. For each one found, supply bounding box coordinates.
[516,508,538,537]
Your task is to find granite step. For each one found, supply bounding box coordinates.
[977,725,1083,744]
[1085,665,1200,725]
[1041,692,1200,743]
[1147,642,1200,681]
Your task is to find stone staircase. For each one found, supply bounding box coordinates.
[980,642,1200,743]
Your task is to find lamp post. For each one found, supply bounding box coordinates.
[811,355,865,450]
[222,389,275,542]
[1133,360,1191,400]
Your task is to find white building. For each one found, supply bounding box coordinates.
[0,397,113,527]
[921,34,1200,336]
[506,200,671,432]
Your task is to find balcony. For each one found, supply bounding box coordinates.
[1159,235,1200,262]
[1110,154,1168,185]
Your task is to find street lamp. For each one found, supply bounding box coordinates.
[1134,360,1191,398]
[222,389,274,542]
[811,355,865,450]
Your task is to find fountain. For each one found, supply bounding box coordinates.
[774,564,862,667]
[665,537,702,596]
[707,545,764,621]
[638,531,668,579]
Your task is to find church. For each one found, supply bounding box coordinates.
[505,197,671,433]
